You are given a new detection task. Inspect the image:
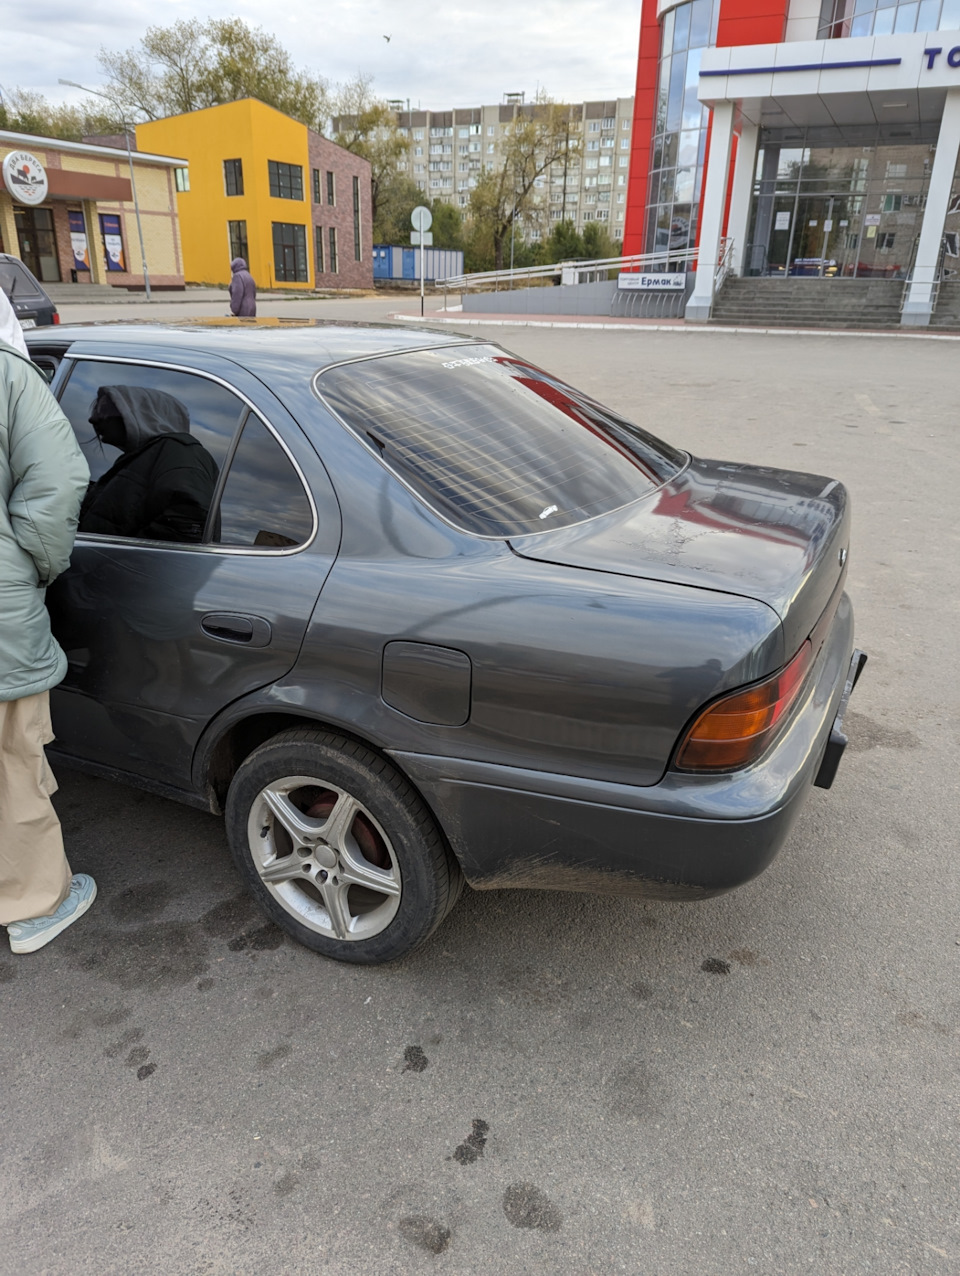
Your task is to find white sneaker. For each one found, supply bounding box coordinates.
[7,874,98,953]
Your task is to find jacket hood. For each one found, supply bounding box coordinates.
[231,257,248,273]
[0,289,28,357]
[0,337,31,363]
[89,384,190,450]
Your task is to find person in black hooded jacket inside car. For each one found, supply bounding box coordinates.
[79,385,218,542]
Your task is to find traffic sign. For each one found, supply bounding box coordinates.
[411,205,433,232]
[411,231,433,246]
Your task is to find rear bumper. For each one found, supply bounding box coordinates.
[391,593,859,899]
[813,648,867,789]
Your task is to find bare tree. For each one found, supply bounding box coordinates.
[468,98,578,270]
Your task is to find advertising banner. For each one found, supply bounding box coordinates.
[99,214,126,272]
[68,210,90,272]
[618,272,686,290]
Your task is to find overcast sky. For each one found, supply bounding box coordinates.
[4,0,642,113]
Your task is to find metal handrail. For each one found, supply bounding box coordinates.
[714,237,734,293]
[440,247,699,297]
[899,238,947,314]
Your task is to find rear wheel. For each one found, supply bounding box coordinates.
[225,728,463,963]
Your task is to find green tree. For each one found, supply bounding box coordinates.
[0,87,118,142]
[466,97,576,270]
[582,221,619,260]
[429,201,464,252]
[331,76,410,238]
[371,174,424,245]
[96,18,328,128]
[544,219,585,262]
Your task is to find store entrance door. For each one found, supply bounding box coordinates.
[789,196,861,277]
[14,207,61,282]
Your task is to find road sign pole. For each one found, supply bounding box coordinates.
[411,205,433,321]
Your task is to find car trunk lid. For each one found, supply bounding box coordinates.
[509,457,849,659]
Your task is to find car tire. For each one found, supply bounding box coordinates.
[225,727,463,963]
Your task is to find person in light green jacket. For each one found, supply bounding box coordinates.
[0,327,95,954]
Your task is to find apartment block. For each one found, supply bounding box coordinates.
[338,95,634,243]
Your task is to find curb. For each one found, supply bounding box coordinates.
[388,313,960,341]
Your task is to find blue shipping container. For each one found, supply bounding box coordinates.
[373,245,464,282]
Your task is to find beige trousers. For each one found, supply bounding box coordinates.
[0,692,72,926]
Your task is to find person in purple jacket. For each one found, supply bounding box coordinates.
[229,257,257,317]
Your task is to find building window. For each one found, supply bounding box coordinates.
[272,222,307,282]
[175,167,190,192]
[588,121,600,132]
[327,171,335,205]
[315,223,324,274]
[618,157,629,167]
[883,193,903,212]
[587,140,600,151]
[644,0,721,255]
[313,168,322,203]
[352,174,362,261]
[328,226,338,274]
[224,159,244,197]
[268,161,304,201]
[228,220,248,263]
[620,138,630,150]
[602,117,615,129]
[621,118,631,130]
[878,232,896,250]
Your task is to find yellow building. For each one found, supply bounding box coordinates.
[138,99,373,291]
[1,129,186,289]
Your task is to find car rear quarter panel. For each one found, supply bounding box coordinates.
[251,392,786,789]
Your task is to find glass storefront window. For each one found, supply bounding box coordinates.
[746,128,935,279]
[821,0,960,37]
[644,0,720,257]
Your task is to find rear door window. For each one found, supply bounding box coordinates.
[315,345,686,537]
[0,258,45,303]
[211,412,314,549]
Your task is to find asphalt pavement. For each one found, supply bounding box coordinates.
[2,295,958,1275]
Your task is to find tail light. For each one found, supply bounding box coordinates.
[52,313,60,324]
[675,640,813,772]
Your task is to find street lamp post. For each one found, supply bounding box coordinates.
[58,79,152,301]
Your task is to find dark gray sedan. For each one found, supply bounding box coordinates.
[27,322,864,963]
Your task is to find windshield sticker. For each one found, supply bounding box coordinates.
[538,504,559,520]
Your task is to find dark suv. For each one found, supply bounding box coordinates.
[0,253,59,329]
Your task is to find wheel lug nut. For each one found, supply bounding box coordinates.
[319,869,328,883]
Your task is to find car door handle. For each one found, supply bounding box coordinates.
[201,613,273,647]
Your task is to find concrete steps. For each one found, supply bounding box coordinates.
[932,280,960,326]
[710,278,908,330]
[44,283,140,302]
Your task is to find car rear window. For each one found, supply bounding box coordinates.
[0,259,45,302]
[315,345,686,537]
